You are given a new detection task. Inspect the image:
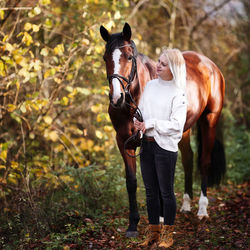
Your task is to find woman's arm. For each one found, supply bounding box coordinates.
[144,93,187,136]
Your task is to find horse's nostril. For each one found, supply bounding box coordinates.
[109,93,112,102]
[117,93,124,106]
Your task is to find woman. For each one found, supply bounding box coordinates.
[134,48,187,248]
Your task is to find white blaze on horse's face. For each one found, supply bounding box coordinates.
[112,48,122,104]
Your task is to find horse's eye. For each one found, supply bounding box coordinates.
[128,55,132,61]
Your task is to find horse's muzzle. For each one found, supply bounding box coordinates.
[109,93,124,108]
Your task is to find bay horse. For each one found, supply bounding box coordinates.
[100,23,226,237]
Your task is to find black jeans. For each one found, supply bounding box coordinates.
[140,139,177,225]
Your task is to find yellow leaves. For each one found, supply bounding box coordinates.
[44,129,59,142]
[5,43,14,52]
[33,7,42,15]
[0,165,6,170]
[7,104,16,112]
[96,113,110,123]
[48,131,59,142]
[44,18,53,29]
[60,175,74,184]
[44,68,56,79]
[2,35,8,42]
[63,246,70,250]
[73,57,83,69]
[95,130,103,139]
[0,150,7,163]
[95,45,103,54]
[54,77,62,84]
[66,73,73,80]
[11,161,18,170]
[82,38,90,46]
[39,0,51,5]
[114,11,121,20]
[20,103,27,113]
[32,24,40,32]
[21,32,33,46]
[123,0,130,7]
[0,143,9,163]
[104,125,113,132]
[24,22,32,31]
[80,139,94,151]
[76,87,90,96]
[30,59,41,71]
[93,61,101,68]
[43,116,53,125]
[61,96,69,106]
[105,20,115,30]
[0,61,6,77]
[18,68,30,83]
[40,48,49,56]
[54,44,64,56]
[0,10,4,20]
[91,104,103,113]
[93,145,104,152]
[24,23,40,32]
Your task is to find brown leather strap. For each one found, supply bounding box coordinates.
[144,136,155,142]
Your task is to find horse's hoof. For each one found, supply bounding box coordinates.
[126,230,139,238]
[198,214,209,220]
[181,210,191,214]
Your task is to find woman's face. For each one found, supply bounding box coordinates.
[156,54,173,80]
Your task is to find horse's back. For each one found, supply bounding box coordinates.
[182,51,225,130]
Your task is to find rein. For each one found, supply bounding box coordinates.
[107,43,143,158]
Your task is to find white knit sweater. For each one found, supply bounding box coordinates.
[138,77,187,152]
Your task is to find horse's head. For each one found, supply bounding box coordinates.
[100,23,138,108]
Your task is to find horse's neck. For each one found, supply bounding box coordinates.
[135,55,157,95]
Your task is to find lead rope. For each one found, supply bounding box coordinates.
[123,70,144,158]
[123,109,144,158]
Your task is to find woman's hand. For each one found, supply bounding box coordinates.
[134,120,146,133]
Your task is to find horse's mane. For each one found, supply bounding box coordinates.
[138,53,157,80]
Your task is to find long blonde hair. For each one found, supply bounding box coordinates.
[160,48,186,90]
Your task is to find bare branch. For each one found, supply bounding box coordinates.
[0,7,32,10]
[189,0,231,40]
[127,0,150,20]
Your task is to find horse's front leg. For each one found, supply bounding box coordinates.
[117,135,140,237]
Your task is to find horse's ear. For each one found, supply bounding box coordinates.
[122,22,131,41]
[100,25,110,42]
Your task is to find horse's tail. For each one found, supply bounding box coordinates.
[197,116,226,187]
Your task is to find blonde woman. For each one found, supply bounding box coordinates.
[134,48,187,248]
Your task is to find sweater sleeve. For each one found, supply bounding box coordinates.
[145,92,187,136]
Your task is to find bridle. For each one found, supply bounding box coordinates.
[106,42,143,157]
[107,42,143,121]
[107,43,138,105]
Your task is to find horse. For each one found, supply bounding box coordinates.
[100,22,226,237]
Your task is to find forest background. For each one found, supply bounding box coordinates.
[0,0,249,248]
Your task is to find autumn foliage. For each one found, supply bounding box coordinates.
[0,0,249,248]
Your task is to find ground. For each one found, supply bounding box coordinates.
[6,182,249,249]
[62,183,249,249]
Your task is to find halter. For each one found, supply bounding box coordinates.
[107,42,143,157]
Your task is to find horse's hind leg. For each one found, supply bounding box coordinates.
[179,129,193,213]
[197,113,218,219]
